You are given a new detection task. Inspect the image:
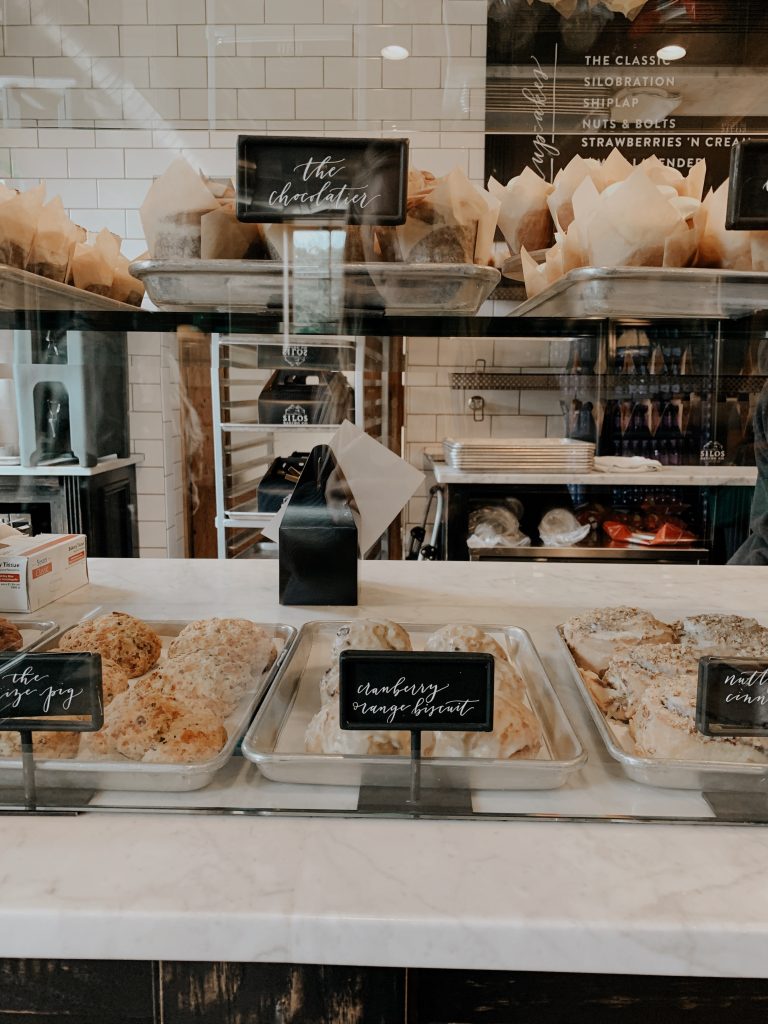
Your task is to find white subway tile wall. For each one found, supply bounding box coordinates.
[0,0,519,558]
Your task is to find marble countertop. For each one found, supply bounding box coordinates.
[3,557,768,975]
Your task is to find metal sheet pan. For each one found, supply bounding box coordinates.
[0,619,297,792]
[511,266,768,320]
[242,621,586,790]
[130,259,500,316]
[556,626,768,792]
[0,616,58,653]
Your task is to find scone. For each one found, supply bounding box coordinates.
[598,643,699,721]
[493,657,526,702]
[0,729,80,759]
[424,624,507,661]
[674,614,768,655]
[167,617,276,674]
[304,701,410,756]
[630,678,768,764]
[330,619,411,660]
[0,617,23,653]
[134,649,254,716]
[431,690,541,760]
[82,686,226,763]
[562,606,675,676]
[59,612,161,677]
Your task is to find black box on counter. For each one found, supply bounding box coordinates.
[257,369,354,426]
[279,445,357,606]
[257,451,309,513]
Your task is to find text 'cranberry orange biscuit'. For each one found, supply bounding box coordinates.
[0,617,23,652]
[431,690,541,760]
[58,612,161,677]
[424,624,507,661]
[330,619,412,660]
[167,617,276,673]
[561,606,675,676]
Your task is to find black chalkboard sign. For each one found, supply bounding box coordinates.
[726,139,768,230]
[339,651,494,732]
[696,657,768,737]
[237,136,408,225]
[0,652,103,732]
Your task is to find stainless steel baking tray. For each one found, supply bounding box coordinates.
[0,616,58,653]
[556,626,768,792]
[242,621,586,790]
[0,263,136,311]
[130,259,500,316]
[0,618,296,792]
[511,267,768,320]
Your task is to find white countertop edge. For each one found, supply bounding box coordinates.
[0,454,143,477]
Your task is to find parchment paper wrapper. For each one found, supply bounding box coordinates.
[601,148,634,187]
[0,184,45,270]
[697,182,752,270]
[584,169,683,268]
[489,168,553,255]
[71,229,117,296]
[25,196,79,283]
[547,156,605,232]
[663,206,706,268]
[140,157,219,259]
[394,168,499,265]
[111,254,145,306]
[263,419,423,556]
[200,203,269,260]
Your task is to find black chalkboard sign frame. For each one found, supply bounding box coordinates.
[0,652,104,733]
[726,139,768,230]
[338,650,495,733]
[236,135,409,225]
[696,656,768,737]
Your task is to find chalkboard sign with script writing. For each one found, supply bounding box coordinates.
[697,657,768,737]
[0,652,103,732]
[726,139,768,230]
[339,651,494,732]
[237,136,408,225]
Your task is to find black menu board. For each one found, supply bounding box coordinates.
[237,136,408,224]
[486,0,768,189]
[697,657,768,737]
[0,652,103,732]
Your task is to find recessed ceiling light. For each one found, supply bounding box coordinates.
[381,45,409,60]
[657,44,687,61]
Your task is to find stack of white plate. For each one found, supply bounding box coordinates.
[442,438,595,472]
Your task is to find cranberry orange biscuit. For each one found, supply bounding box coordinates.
[0,617,23,653]
[424,624,507,661]
[304,701,411,756]
[59,612,161,677]
[431,690,541,760]
[562,606,675,676]
[330,619,412,660]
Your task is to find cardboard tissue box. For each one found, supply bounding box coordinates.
[0,531,88,612]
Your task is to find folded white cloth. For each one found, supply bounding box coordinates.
[594,456,663,473]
